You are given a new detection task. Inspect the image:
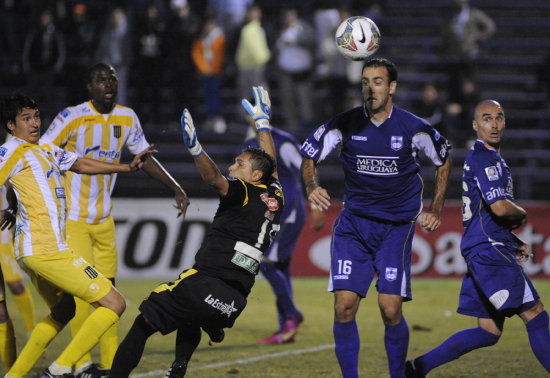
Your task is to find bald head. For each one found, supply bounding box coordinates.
[473,99,505,149]
[474,99,503,120]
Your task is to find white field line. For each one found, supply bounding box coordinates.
[131,343,336,377]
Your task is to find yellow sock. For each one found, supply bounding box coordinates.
[0,318,16,370]
[56,307,119,368]
[70,297,92,370]
[13,286,36,333]
[99,321,118,369]
[7,314,64,377]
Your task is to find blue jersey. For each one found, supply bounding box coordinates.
[460,140,517,256]
[300,105,451,222]
[245,127,305,223]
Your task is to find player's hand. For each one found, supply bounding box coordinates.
[0,209,15,230]
[515,243,532,263]
[420,210,442,232]
[181,109,203,157]
[310,206,326,231]
[241,86,271,132]
[174,187,190,218]
[308,186,331,211]
[130,145,157,171]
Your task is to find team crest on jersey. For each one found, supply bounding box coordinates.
[60,108,70,118]
[113,125,122,139]
[390,136,403,151]
[0,147,7,157]
[385,267,397,281]
[485,166,499,181]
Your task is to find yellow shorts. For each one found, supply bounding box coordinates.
[19,251,112,308]
[66,216,117,279]
[0,242,23,283]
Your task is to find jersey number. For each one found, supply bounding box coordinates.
[255,219,280,248]
[462,180,472,221]
[337,260,352,275]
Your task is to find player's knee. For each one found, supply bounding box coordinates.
[109,290,126,316]
[51,294,76,325]
[379,305,402,326]
[334,302,358,322]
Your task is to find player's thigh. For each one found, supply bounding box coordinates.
[329,214,375,297]
[20,251,112,305]
[140,269,247,335]
[374,222,415,299]
[66,219,94,264]
[90,215,117,278]
[0,242,23,283]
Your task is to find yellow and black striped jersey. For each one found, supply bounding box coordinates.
[41,101,150,224]
[0,138,78,258]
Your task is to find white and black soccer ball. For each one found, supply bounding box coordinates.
[335,16,381,61]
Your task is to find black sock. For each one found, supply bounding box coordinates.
[110,314,157,377]
[175,323,202,363]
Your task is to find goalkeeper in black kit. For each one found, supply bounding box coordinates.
[109,87,284,377]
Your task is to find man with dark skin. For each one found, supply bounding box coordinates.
[41,63,189,377]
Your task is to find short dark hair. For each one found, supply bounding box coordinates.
[244,146,275,184]
[0,93,39,134]
[362,58,398,83]
[87,62,116,84]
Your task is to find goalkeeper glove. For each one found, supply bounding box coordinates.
[180,109,203,157]
[241,86,271,132]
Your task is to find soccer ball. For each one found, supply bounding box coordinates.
[335,16,381,61]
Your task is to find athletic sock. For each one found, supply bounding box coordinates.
[526,310,550,372]
[7,314,64,377]
[385,317,409,378]
[416,327,500,374]
[56,306,119,368]
[261,262,300,319]
[70,297,93,370]
[110,314,156,377]
[13,286,35,333]
[175,324,202,362]
[99,321,118,369]
[334,320,359,378]
[0,318,16,370]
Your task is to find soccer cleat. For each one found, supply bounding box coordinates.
[75,363,110,378]
[41,368,74,378]
[405,359,425,378]
[165,360,188,378]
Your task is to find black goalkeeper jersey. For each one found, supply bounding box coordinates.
[193,176,284,295]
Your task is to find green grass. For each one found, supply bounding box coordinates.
[4,278,550,377]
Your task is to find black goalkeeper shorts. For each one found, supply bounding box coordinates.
[139,269,247,335]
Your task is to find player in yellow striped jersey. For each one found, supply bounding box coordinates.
[0,185,36,341]
[41,62,189,377]
[0,93,152,377]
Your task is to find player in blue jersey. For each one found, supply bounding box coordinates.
[405,100,550,377]
[244,117,325,344]
[301,57,452,378]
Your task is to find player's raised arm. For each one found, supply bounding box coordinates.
[69,145,154,174]
[181,108,229,196]
[241,86,278,179]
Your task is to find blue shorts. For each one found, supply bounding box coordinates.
[328,209,415,300]
[458,245,539,319]
[264,205,306,263]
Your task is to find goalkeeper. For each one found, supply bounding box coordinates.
[110,87,284,377]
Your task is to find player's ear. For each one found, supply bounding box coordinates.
[472,120,478,132]
[389,80,397,95]
[252,169,263,183]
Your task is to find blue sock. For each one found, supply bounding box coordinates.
[416,327,500,374]
[385,317,409,378]
[261,262,300,321]
[526,310,550,372]
[334,320,359,378]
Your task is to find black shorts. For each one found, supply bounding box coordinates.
[139,269,247,335]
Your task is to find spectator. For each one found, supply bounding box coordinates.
[0,0,21,77]
[22,8,66,124]
[275,9,315,135]
[441,0,495,103]
[165,0,200,118]
[412,82,445,132]
[133,2,166,123]
[191,16,226,133]
[234,4,271,103]
[207,0,252,36]
[95,7,131,107]
[446,76,479,148]
[62,3,96,106]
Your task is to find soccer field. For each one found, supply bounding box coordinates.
[5,277,549,377]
